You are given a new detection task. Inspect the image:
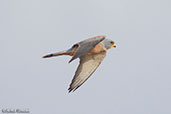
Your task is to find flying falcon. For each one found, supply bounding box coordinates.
[42,35,116,92]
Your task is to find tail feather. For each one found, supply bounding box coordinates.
[42,51,70,58]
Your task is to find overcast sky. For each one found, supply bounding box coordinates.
[0,0,171,114]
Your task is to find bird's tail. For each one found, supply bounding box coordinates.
[42,50,71,58]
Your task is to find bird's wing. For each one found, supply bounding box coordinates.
[68,36,105,63]
[68,52,106,92]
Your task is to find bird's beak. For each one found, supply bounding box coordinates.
[112,43,116,48]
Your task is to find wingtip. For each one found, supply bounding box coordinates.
[68,87,73,93]
[68,57,75,63]
[68,85,80,93]
[68,60,72,63]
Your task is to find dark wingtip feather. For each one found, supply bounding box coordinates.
[68,59,73,63]
[68,87,73,93]
[68,57,76,63]
[68,85,80,93]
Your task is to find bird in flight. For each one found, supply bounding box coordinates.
[42,35,116,92]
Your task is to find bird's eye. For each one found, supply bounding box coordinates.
[110,41,114,45]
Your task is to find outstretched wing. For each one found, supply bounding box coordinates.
[68,52,106,92]
[69,36,105,63]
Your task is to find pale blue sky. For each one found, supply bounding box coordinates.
[0,0,171,114]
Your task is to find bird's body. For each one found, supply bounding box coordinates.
[43,35,116,92]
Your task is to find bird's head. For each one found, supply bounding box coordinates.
[103,39,116,50]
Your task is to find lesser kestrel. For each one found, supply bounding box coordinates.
[43,35,116,92]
